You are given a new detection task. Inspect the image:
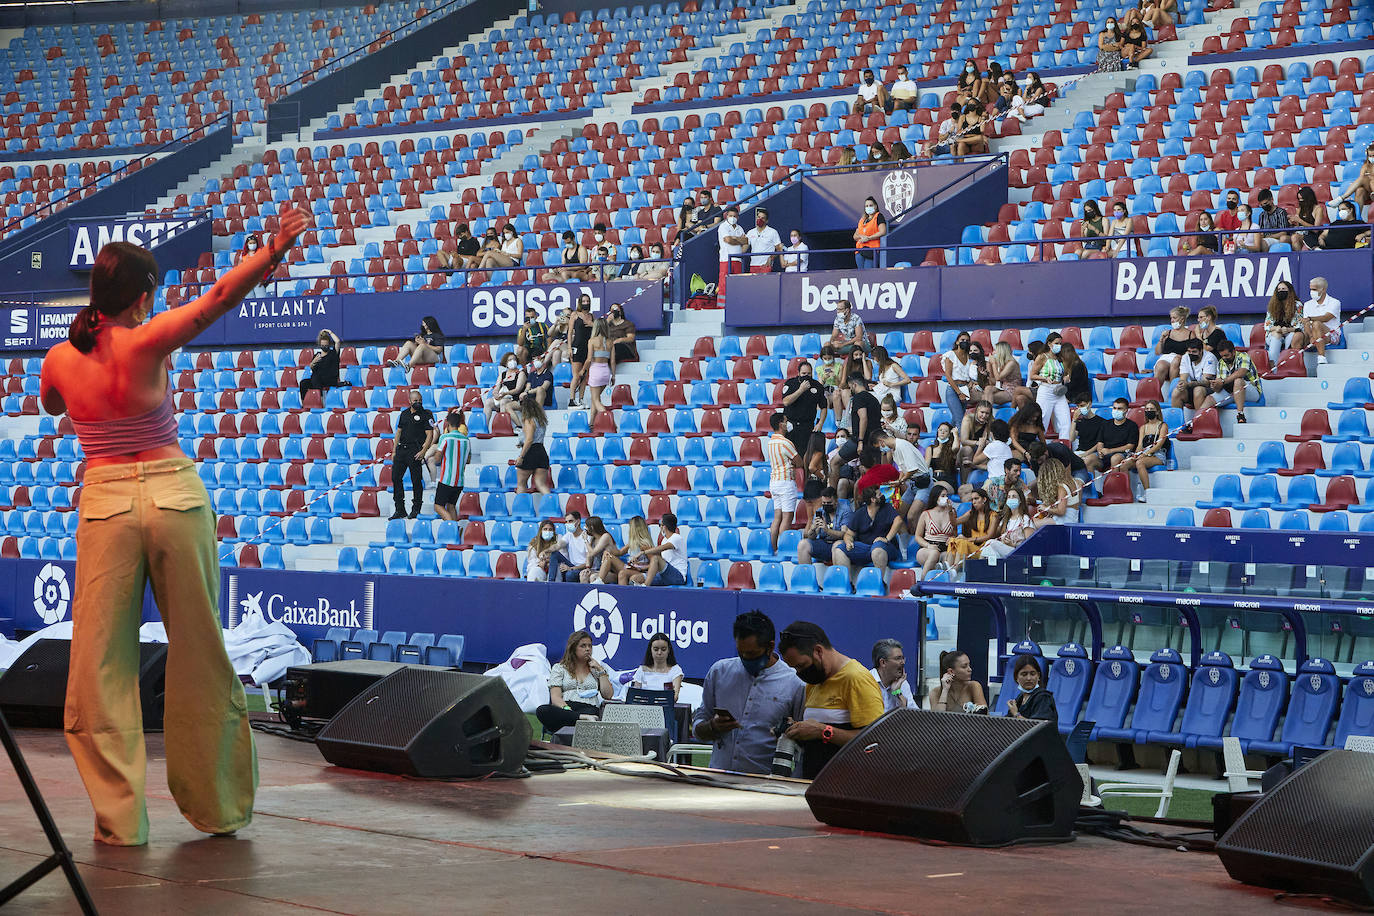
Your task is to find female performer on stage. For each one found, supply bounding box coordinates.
[39,208,309,846]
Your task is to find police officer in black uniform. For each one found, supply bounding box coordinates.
[390,390,436,520]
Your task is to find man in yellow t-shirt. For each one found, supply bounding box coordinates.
[779,620,886,778]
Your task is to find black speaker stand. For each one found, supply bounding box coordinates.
[0,709,97,913]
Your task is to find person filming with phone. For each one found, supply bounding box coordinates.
[692,611,804,774]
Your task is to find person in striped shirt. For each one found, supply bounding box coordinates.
[426,410,469,521]
[766,412,800,552]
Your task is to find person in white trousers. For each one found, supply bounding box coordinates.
[1030,332,1071,442]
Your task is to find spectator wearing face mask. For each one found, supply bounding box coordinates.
[525,353,555,409]
[1153,305,1193,383]
[1302,276,1341,365]
[1006,655,1057,723]
[390,316,444,369]
[1126,398,1171,498]
[1029,331,1071,441]
[694,190,723,231]
[389,390,436,520]
[766,413,800,552]
[1290,186,1324,251]
[1070,393,1107,472]
[829,373,880,489]
[299,328,341,400]
[619,244,646,277]
[692,611,804,775]
[1228,203,1263,253]
[1320,201,1368,249]
[925,103,962,157]
[912,482,957,580]
[1182,212,1220,255]
[515,307,549,366]
[675,199,699,244]
[567,294,594,407]
[955,100,988,156]
[525,519,566,582]
[1216,189,1242,235]
[637,242,670,280]
[871,639,917,711]
[832,485,904,585]
[606,302,637,365]
[484,351,527,426]
[549,230,592,282]
[475,222,523,270]
[779,621,885,778]
[781,229,809,272]
[440,222,481,272]
[590,244,617,281]
[980,484,1035,560]
[1193,305,1226,354]
[890,66,917,111]
[746,207,783,273]
[1170,338,1218,418]
[1263,280,1305,367]
[1078,200,1109,258]
[1253,188,1291,250]
[941,329,977,425]
[853,197,886,269]
[1097,17,1123,73]
[1105,200,1134,257]
[871,345,912,403]
[717,206,749,294]
[956,62,982,104]
[544,510,590,582]
[782,360,827,456]
[1090,398,1138,470]
[853,68,888,115]
[1335,141,1374,209]
[797,486,851,567]
[424,409,469,522]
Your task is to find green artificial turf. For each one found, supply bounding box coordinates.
[1099,785,1217,822]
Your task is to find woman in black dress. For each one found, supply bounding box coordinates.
[567,296,594,407]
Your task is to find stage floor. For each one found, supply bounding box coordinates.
[0,720,1291,915]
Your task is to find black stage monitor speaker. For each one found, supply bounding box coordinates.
[315,667,531,777]
[804,708,1081,846]
[0,638,167,729]
[281,660,417,724]
[1218,749,1374,905]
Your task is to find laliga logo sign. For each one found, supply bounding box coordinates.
[574,590,711,663]
[881,169,916,216]
[33,563,70,624]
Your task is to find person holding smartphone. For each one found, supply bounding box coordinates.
[692,611,805,774]
[535,630,614,735]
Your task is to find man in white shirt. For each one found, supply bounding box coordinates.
[716,205,748,296]
[854,68,888,115]
[1302,276,1341,364]
[1170,338,1220,413]
[889,66,917,111]
[640,511,688,587]
[877,430,932,526]
[781,229,809,272]
[745,206,783,273]
[546,510,589,582]
[870,638,917,712]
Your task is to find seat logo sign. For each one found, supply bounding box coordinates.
[881,169,916,216]
[34,563,70,624]
[574,589,623,662]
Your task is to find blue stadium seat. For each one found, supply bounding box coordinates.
[1148,651,1239,747]
[788,564,819,593]
[757,562,786,592]
[1194,655,1288,751]
[1048,643,1094,734]
[1084,646,1141,738]
[1250,657,1340,755]
[1334,660,1374,748]
[1096,647,1187,744]
[821,565,851,595]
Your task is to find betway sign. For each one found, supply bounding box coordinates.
[67,215,207,269]
[723,250,1368,326]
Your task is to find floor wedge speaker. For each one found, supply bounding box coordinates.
[1218,750,1374,906]
[804,708,1081,846]
[315,667,531,777]
[0,638,167,729]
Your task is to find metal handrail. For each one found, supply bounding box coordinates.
[951,220,1372,262]
[0,103,235,239]
[269,0,475,102]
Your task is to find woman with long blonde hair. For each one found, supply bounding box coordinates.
[599,515,654,584]
[585,317,613,417]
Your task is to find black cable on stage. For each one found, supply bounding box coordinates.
[1073,808,1216,852]
[1271,892,1374,912]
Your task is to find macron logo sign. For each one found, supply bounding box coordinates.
[800,275,921,319]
